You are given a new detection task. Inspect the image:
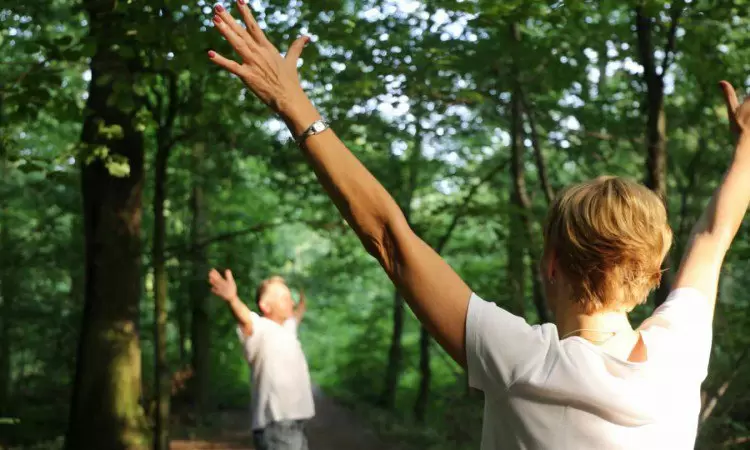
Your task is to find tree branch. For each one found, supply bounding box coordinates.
[517,87,555,204]
[164,219,337,257]
[661,0,686,77]
[700,346,750,424]
[433,158,509,253]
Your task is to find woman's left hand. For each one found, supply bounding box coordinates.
[208,1,310,114]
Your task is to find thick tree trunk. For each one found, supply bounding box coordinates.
[153,146,170,450]
[189,143,211,413]
[65,2,147,448]
[413,326,431,422]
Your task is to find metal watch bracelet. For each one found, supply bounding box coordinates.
[295,119,330,145]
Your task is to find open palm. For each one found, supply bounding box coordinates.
[208,1,309,114]
[208,269,238,302]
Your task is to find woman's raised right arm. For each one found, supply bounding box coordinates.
[208,2,472,365]
[672,81,750,314]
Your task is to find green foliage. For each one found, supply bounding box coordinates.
[2,0,750,448]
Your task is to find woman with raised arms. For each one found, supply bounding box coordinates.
[206,3,750,449]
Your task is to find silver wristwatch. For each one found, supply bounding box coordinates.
[295,119,330,144]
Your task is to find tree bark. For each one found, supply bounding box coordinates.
[189,142,211,414]
[508,23,551,323]
[0,146,12,415]
[518,88,554,204]
[65,1,147,448]
[381,288,404,409]
[152,140,170,450]
[151,71,179,450]
[634,3,684,306]
[414,326,431,422]
[381,122,422,409]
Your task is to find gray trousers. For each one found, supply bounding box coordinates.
[253,419,309,450]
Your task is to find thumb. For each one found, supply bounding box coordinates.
[225,269,235,284]
[285,35,310,64]
[719,80,740,116]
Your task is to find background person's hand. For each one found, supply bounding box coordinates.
[719,81,750,139]
[208,268,238,302]
[208,1,310,114]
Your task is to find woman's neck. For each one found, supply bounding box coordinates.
[556,309,634,341]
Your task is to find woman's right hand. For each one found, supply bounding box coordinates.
[208,1,311,116]
[719,81,750,138]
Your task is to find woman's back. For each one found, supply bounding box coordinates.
[467,288,712,450]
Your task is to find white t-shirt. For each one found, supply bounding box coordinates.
[466,288,713,450]
[237,313,315,430]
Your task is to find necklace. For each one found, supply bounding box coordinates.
[560,328,630,343]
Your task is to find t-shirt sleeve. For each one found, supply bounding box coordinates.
[465,293,556,392]
[283,318,299,337]
[236,312,263,361]
[647,287,714,377]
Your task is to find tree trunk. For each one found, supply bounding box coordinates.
[190,143,211,413]
[65,2,147,448]
[508,23,551,324]
[413,326,431,422]
[634,4,684,306]
[0,149,12,415]
[152,144,170,450]
[381,288,404,409]
[381,125,422,409]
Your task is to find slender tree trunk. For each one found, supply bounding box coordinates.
[508,23,551,324]
[65,2,147,447]
[381,288,404,409]
[152,145,170,450]
[190,143,211,413]
[67,217,85,377]
[381,125,422,409]
[634,4,684,306]
[413,326,431,422]
[0,148,12,415]
[177,278,189,365]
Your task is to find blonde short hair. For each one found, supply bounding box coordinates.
[543,176,672,314]
[255,276,287,306]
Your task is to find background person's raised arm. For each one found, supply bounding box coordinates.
[208,2,472,366]
[293,288,307,324]
[672,81,750,312]
[209,268,254,337]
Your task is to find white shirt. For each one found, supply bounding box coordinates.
[466,288,713,450]
[237,313,316,430]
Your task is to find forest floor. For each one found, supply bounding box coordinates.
[170,386,405,450]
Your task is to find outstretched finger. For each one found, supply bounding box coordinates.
[213,14,253,61]
[720,81,740,115]
[285,36,310,64]
[208,50,245,77]
[236,0,269,45]
[720,80,741,136]
[214,3,256,51]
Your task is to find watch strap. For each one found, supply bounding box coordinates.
[295,119,330,144]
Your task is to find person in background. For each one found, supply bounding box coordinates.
[205,2,750,448]
[208,269,314,450]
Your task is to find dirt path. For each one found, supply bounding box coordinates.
[171,387,401,450]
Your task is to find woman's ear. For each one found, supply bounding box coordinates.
[258,300,270,315]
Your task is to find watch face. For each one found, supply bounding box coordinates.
[312,122,326,133]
